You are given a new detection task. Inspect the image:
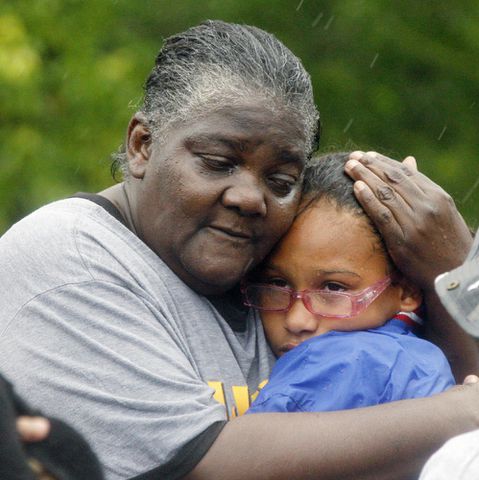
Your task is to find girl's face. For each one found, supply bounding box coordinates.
[255,198,419,357]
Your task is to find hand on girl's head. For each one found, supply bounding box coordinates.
[344,150,473,289]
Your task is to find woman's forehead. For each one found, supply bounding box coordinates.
[178,104,308,159]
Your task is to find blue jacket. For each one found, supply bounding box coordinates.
[248,319,455,413]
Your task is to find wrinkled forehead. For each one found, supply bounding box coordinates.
[176,103,309,165]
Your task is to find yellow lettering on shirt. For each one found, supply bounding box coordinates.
[250,379,269,402]
[208,380,269,418]
[231,385,251,416]
[208,381,226,406]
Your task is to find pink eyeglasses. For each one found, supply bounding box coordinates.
[242,276,392,319]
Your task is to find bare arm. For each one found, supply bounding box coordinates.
[186,381,479,480]
[343,151,478,380]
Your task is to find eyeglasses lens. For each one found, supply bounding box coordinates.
[247,286,354,316]
[307,292,352,317]
[246,285,290,311]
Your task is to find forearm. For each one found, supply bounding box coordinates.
[186,386,479,480]
[423,287,479,381]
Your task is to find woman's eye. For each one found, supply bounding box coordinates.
[267,174,298,197]
[199,155,235,173]
[322,282,346,292]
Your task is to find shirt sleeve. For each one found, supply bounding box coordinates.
[379,333,456,402]
[248,331,455,414]
[0,280,227,480]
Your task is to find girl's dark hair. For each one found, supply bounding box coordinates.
[302,152,362,211]
[302,151,393,269]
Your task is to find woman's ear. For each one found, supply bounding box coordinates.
[397,279,423,313]
[126,113,152,179]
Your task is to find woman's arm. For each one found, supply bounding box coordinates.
[186,381,479,480]
[343,151,478,380]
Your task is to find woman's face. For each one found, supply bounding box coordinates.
[127,102,307,295]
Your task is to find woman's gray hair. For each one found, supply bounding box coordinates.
[113,20,319,177]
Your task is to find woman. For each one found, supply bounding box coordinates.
[0,20,477,480]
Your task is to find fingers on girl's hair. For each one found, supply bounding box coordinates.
[345,159,361,178]
[354,182,396,228]
[349,151,364,161]
[345,157,382,181]
[346,154,394,181]
[347,153,424,207]
[403,155,418,172]
[347,161,400,203]
[349,151,416,183]
[350,151,393,166]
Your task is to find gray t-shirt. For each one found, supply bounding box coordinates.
[0,198,275,479]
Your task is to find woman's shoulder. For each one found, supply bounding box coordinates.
[0,198,165,296]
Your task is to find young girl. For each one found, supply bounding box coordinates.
[245,152,455,414]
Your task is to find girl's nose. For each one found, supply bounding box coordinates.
[284,298,321,335]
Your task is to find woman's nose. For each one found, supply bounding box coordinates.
[222,173,267,217]
[284,298,320,335]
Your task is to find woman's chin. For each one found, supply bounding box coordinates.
[181,260,252,295]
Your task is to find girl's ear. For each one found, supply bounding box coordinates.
[396,278,423,312]
[126,113,152,179]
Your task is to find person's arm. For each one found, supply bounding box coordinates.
[185,379,479,480]
[343,151,479,381]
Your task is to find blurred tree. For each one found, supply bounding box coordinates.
[0,0,477,232]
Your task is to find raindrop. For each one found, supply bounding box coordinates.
[437,125,447,141]
[324,15,335,30]
[311,12,323,27]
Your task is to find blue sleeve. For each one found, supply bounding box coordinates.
[247,331,455,414]
[381,334,455,402]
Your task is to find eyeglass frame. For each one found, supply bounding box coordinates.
[241,276,392,319]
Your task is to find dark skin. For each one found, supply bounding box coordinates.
[187,384,479,480]
[18,105,479,479]
[103,106,307,295]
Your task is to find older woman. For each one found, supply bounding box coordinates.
[0,20,477,480]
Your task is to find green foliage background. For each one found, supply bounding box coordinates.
[1,0,478,233]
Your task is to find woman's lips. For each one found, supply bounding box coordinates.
[208,225,253,240]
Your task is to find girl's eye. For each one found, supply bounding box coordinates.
[267,174,298,197]
[322,282,346,292]
[199,155,235,173]
[263,277,289,288]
